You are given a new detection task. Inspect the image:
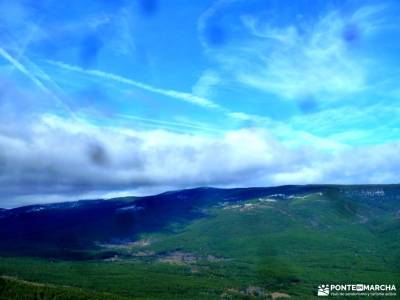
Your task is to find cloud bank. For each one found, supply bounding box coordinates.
[0,114,399,207]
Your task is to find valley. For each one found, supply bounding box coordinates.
[0,185,399,299]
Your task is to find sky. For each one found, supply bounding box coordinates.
[0,0,399,207]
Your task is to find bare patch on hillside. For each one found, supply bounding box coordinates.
[272,291,291,299]
[158,251,224,265]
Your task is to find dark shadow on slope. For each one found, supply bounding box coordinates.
[1,185,395,259]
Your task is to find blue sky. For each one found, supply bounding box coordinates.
[0,0,399,207]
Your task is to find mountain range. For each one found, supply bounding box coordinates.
[0,185,399,299]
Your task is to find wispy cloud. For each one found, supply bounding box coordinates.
[232,10,367,99]
[0,48,76,117]
[192,70,221,98]
[45,60,221,110]
[116,113,222,134]
[199,3,392,101]
[288,104,400,145]
[0,48,51,95]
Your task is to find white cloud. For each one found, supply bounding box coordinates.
[0,114,399,207]
[234,11,367,99]
[200,3,389,101]
[45,60,221,109]
[0,115,298,201]
[192,70,221,98]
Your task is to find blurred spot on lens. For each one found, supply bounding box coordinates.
[139,0,158,17]
[205,24,226,47]
[79,33,103,68]
[342,23,361,44]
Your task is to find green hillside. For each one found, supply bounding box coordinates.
[0,276,128,300]
[1,186,399,299]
